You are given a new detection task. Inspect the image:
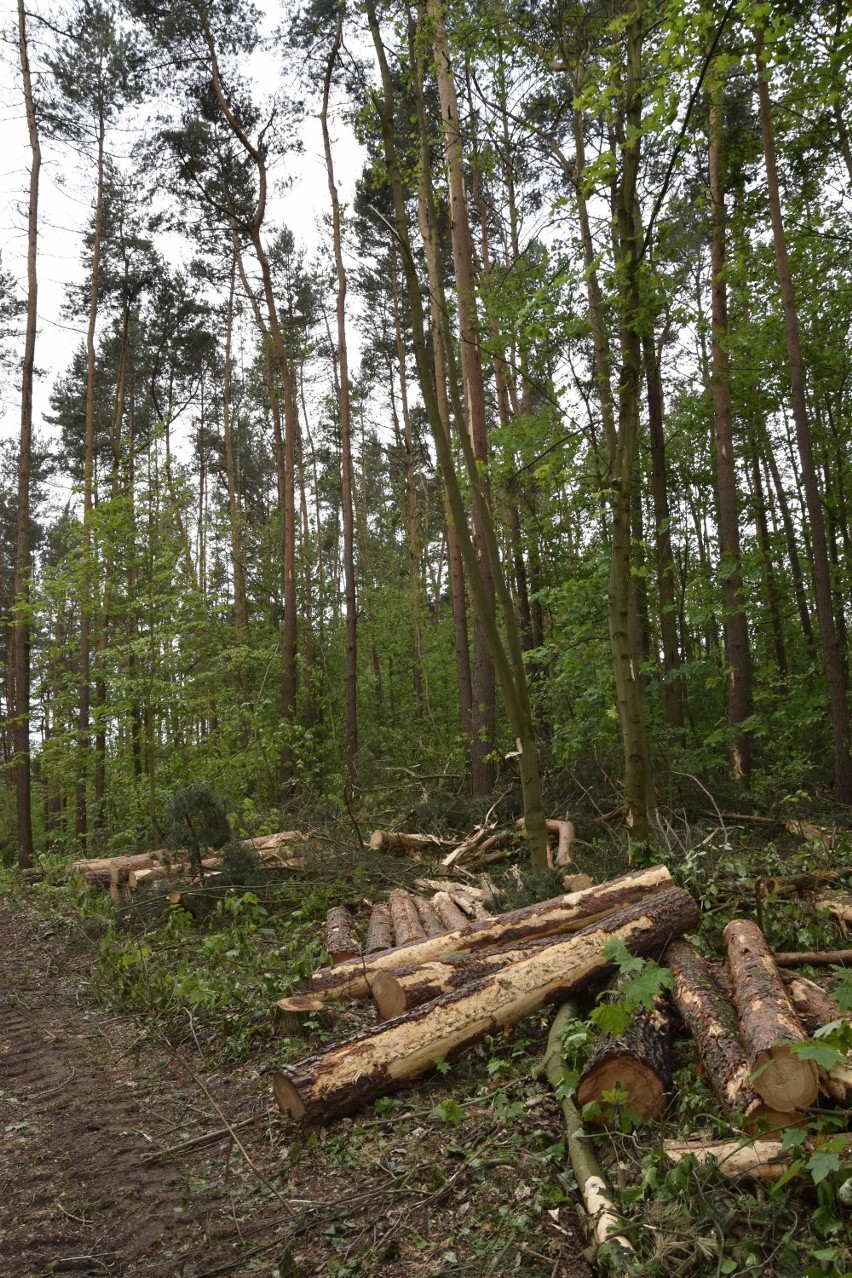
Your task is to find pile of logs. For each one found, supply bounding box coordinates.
[72,831,305,903]
[271,865,698,1121]
[368,817,576,870]
[271,865,852,1157]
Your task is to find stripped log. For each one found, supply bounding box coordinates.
[412,895,446,938]
[664,1133,852,1180]
[369,937,560,1018]
[274,885,698,1123]
[308,864,674,1003]
[109,853,165,887]
[369,831,446,857]
[387,890,426,947]
[449,890,491,922]
[431,891,470,932]
[666,940,791,1133]
[723,919,819,1111]
[575,988,673,1124]
[413,877,499,905]
[544,1001,634,1264]
[364,904,394,955]
[324,907,360,963]
[816,893,852,931]
[516,817,577,869]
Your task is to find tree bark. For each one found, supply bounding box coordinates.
[324,907,360,964]
[365,903,394,955]
[275,885,698,1122]
[575,990,673,1124]
[388,890,427,947]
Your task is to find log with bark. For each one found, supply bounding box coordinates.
[723,918,819,1111]
[575,986,673,1125]
[412,895,446,937]
[774,949,852,968]
[364,903,394,955]
[387,890,427,946]
[778,969,852,1104]
[308,864,674,1002]
[448,889,491,922]
[666,940,792,1133]
[273,884,698,1123]
[324,907,360,963]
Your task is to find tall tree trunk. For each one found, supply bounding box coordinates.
[427,0,496,796]
[755,28,852,801]
[369,0,549,870]
[643,331,684,737]
[206,30,298,786]
[221,251,248,650]
[76,106,106,847]
[610,3,656,839]
[12,0,39,869]
[747,429,788,681]
[320,17,358,780]
[709,66,753,780]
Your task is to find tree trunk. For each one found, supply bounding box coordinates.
[12,0,39,869]
[309,864,673,1001]
[365,903,394,955]
[274,885,698,1123]
[427,0,496,795]
[756,27,852,801]
[709,66,753,779]
[221,250,248,651]
[320,18,358,780]
[387,890,427,947]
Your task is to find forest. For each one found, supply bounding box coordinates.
[2,2,852,1274]
[1,0,848,869]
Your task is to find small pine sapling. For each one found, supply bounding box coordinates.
[166,784,232,877]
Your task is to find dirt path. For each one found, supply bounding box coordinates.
[0,899,284,1277]
[0,896,593,1278]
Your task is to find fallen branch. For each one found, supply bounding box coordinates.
[543,1000,635,1267]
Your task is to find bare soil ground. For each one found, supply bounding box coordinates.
[0,895,593,1278]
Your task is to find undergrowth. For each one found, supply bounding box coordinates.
[5,814,852,1276]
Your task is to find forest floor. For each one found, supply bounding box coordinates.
[0,890,593,1278]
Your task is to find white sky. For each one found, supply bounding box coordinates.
[0,0,366,461]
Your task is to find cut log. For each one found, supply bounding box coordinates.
[412,877,498,904]
[109,853,165,887]
[449,890,491,922]
[324,907,360,963]
[431,891,470,932]
[412,895,446,938]
[723,918,819,1111]
[563,873,593,893]
[369,830,446,856]
[364,904,394,955]
[778,969,844,1034]
[575,986,673,1124]
[273,884,699,1123]
[387,890,426,947]
[544,1001,634,1263]
[440,825,496,870]
[666,940,792,1133]
[369,936,561,1018]
[128,857,220,890]
[664,1133,852,1180]
[271,996,327,1035]
[309,864,674,1002]
[816,893,852,931]
[778,970,852,1104]
[774,948,852,968]
[515,816,577,869]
